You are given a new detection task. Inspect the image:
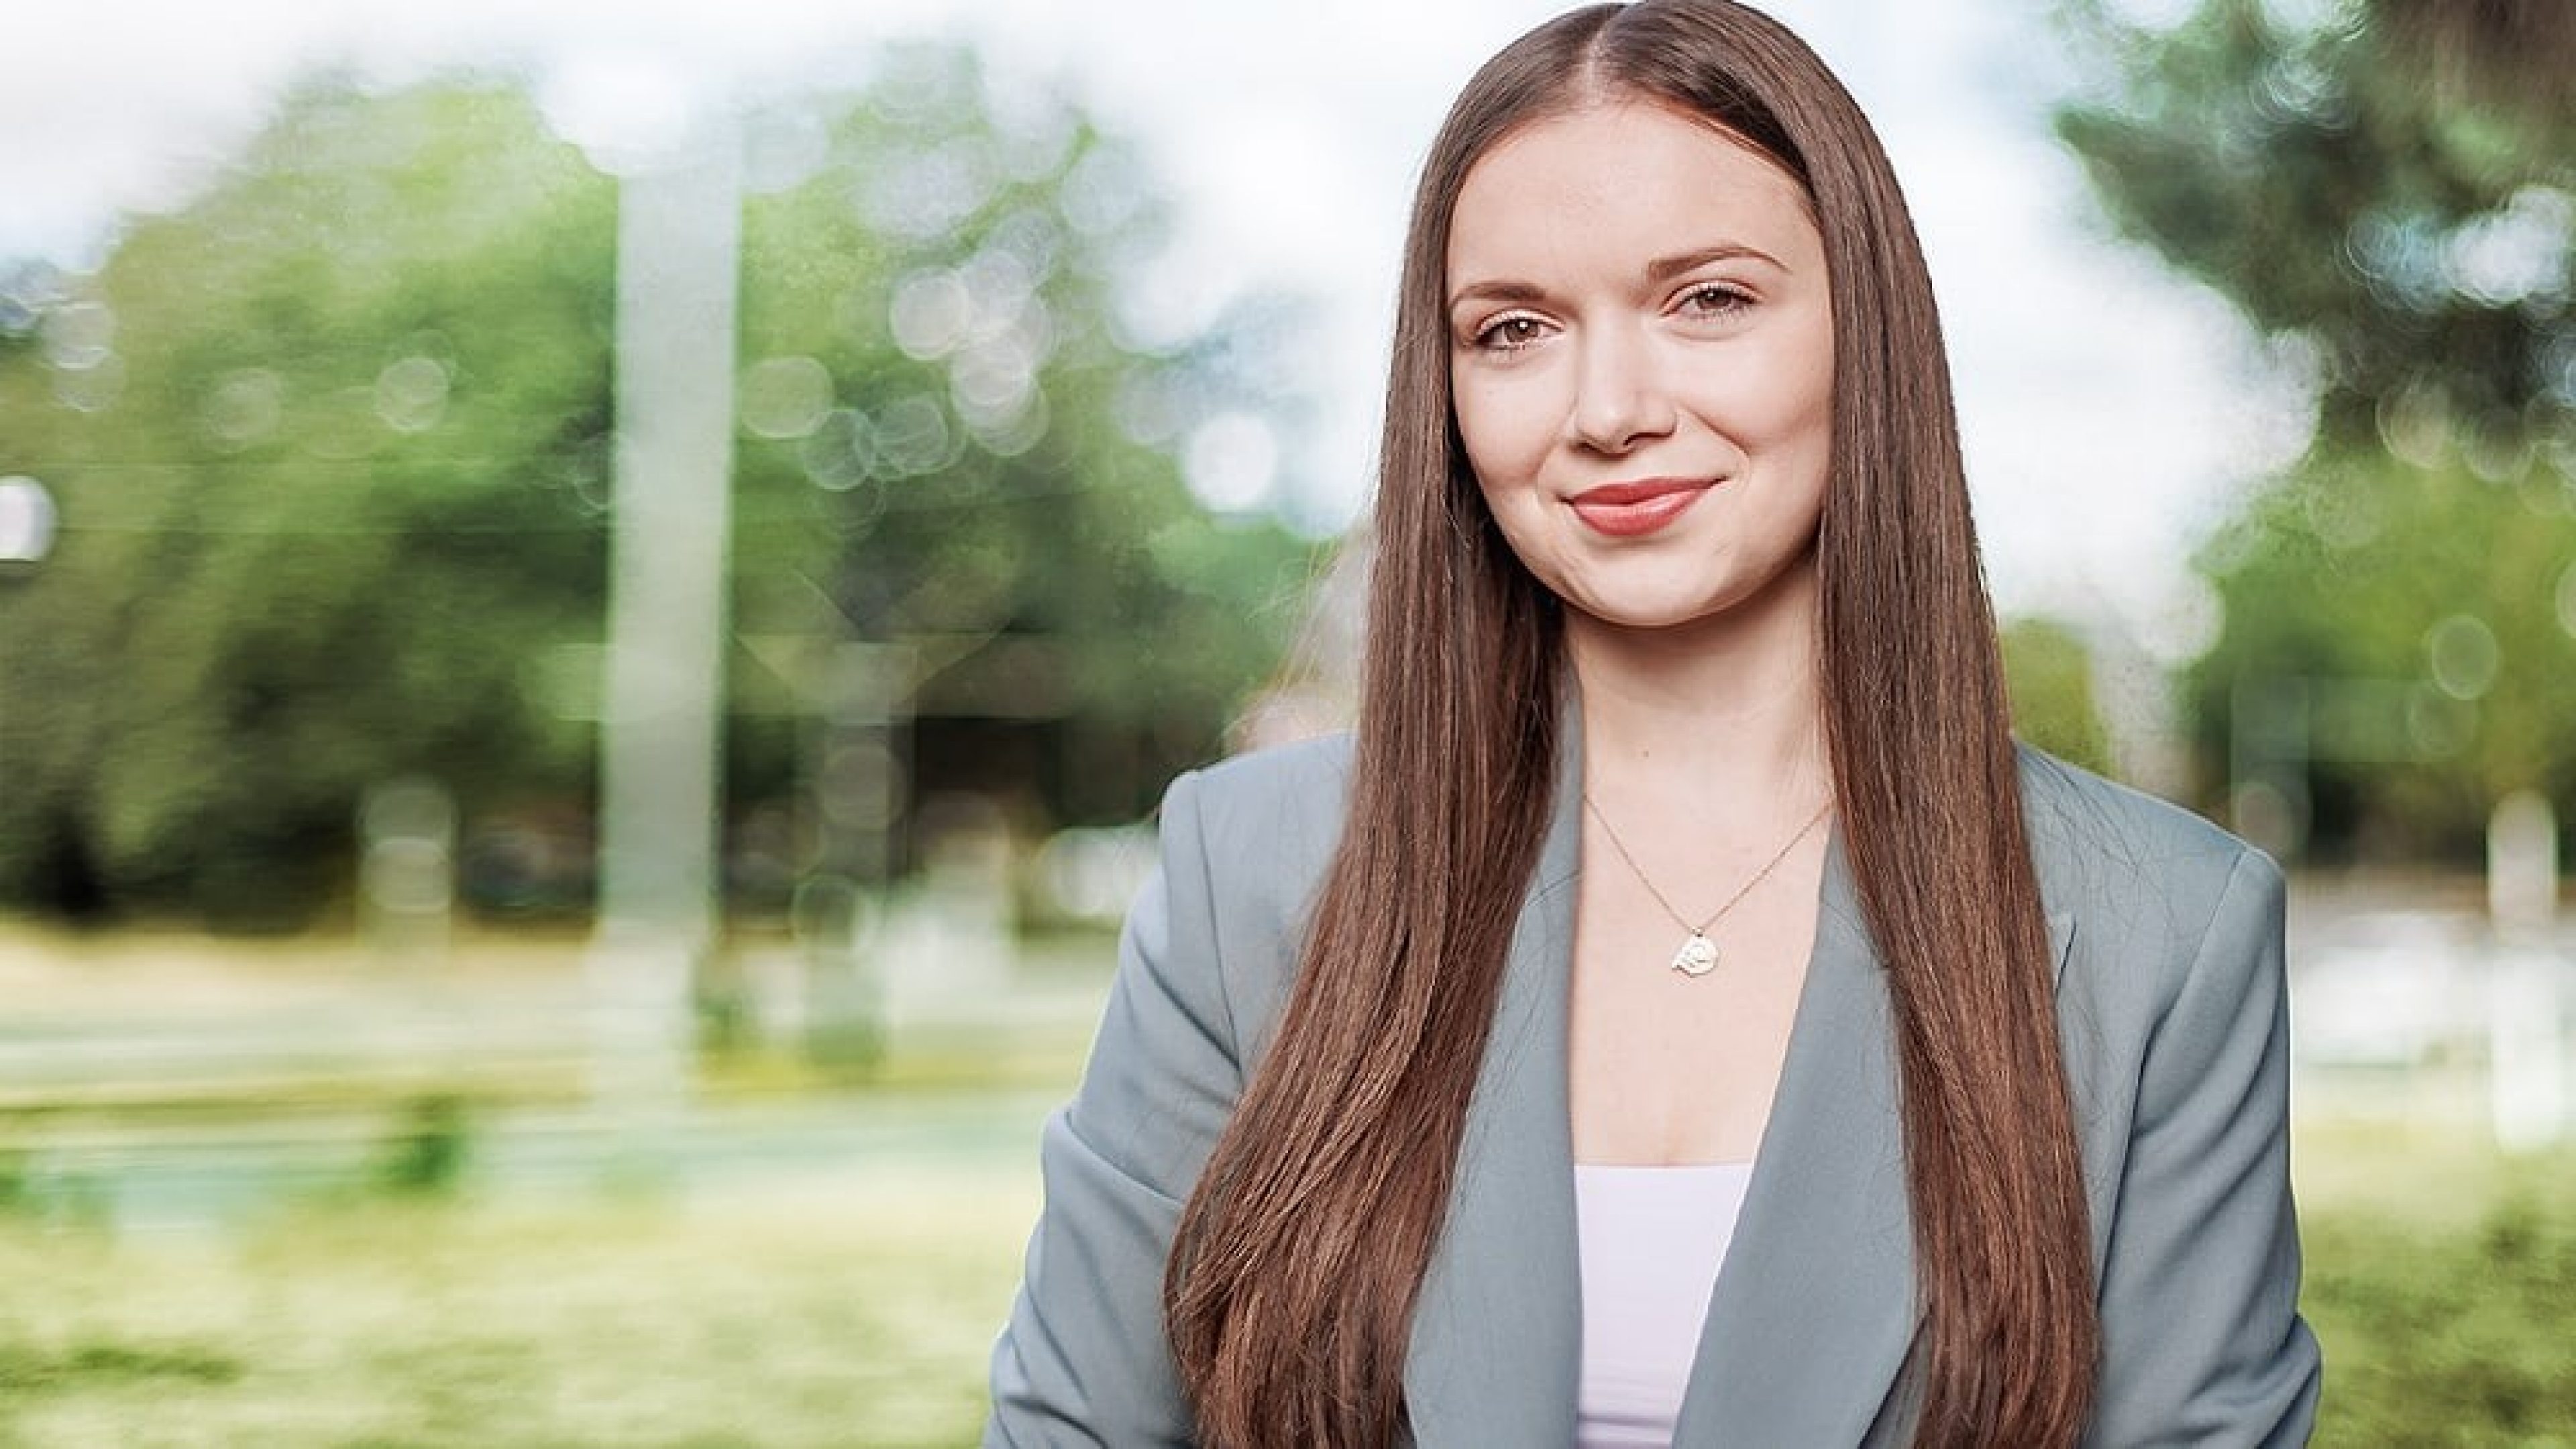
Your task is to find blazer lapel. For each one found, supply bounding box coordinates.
[1403,720,1588,1448]
[1402,710,2084,1446]
[1670,831,1919,1445]
[1669,842,2082,1446]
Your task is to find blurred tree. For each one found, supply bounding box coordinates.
[2055,0,2576,860]
[0,53,1317,926]
[725,50,1320,841]
[2000,616,2116,777]
[0,85,618,927]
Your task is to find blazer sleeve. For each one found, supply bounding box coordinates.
[986,768,1238,1446]
[2086,847,2322,1447]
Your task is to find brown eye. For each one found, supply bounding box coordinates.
[1473,315,1548,351]
[1679,284,1754,318]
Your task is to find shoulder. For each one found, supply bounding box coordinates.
[2019,749,2320,1439]
[1169,730,1356,867]
[2014,746,2289,1116]
[1156,732,1356,1061]
[2012,743,2285,1034]
[2013,741,2276,934]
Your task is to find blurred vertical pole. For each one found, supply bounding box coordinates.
[592,113,742,1136]
[2487,791,2564,1151]
[0,477,60,822]
[794,641,914,1069]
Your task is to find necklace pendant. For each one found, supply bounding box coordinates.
[1670,932,1719,977]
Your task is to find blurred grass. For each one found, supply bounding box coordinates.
[0,1173,1036,1448]
[2296,1118,2576,1446]
[2308,1201,2576,1446]
[3,906,2570,1447]
[0,1117,2565,1445]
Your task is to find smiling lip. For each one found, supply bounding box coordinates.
[1566,477,1717,538]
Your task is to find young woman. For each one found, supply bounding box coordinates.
[987,3,2320,1445]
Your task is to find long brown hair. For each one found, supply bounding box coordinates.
[1165,4,2098,1444]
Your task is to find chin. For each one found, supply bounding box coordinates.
[1566,594,1731,633]
[1561,567,1814,639]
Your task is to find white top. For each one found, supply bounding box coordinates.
[1574,1162,1756,1449]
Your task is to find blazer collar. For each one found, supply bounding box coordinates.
[1674,858,2078,1444]
[1405,704,2079,1446]
[1670,829,1919,1444]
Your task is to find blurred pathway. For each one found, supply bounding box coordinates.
[0,921,1114,1233]
[5,872,2571,1232]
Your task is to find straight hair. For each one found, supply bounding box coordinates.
[1165,4,2099,1444]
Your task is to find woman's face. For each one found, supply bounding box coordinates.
[1446,100,1835,637]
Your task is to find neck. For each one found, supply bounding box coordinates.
[1568,559,1829,818]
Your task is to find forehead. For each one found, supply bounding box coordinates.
[1446,101,1819,283]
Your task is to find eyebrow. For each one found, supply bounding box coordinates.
[1446,242,1790,313]
[1644,242,1786,284]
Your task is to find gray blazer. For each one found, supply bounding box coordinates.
[986,727,2322,1446]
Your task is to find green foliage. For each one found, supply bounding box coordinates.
[2306,1194,2576,1443]
[2000,616,2116,776]
[2055,0,2573,452]
[0,83,615,927]
[0,1340,246,1393]
[724,46,1321,770]
[2188,455,2576,855]
[0,51,1318,923]
[370,1093,474,1197]
[2055,0,2576,855]
[0,1145,109,1233]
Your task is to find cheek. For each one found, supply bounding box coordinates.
[1451,376,1552,492]
[1690,347,1832,446]
[1778,327,1837,442]
[1451,394,1550,555]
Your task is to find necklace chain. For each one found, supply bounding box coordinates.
[1581,794,1833,977]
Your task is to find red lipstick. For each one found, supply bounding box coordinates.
[1566,477,1715,538]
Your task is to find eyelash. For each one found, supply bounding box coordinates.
[1470,315,1549,352]
[1678,282,1754,317]
[1466,284,1756,352]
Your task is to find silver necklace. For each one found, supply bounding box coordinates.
[1580,794,1833,978]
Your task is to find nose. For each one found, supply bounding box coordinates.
[1565,323,1674,455]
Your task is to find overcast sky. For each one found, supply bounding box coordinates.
[0,0,2306,657]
